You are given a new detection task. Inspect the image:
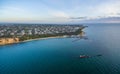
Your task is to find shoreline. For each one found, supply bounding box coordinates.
[20,36,65,43]
[0,36,65,46]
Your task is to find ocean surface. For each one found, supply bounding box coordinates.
[0,23,120,74]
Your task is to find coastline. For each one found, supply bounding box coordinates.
[0,24,86,46]
[20,36,65,43]
[0,25,87,46]
[0,36,65,46]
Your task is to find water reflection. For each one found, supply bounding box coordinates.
[72,31,88,42]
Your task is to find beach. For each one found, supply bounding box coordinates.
[0,36,66,46]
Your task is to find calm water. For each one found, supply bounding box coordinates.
[0,23,120,74]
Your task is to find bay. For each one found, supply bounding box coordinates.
[0,23,120,74]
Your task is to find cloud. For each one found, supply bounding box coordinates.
[1,0,120,23]
[69,17,87,19]
[50,11,69,19]
[94,0,120,17]
[69,0,120,22]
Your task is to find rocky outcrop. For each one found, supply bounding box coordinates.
[0,38,19,45]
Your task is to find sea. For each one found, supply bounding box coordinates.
[0,23,120,74]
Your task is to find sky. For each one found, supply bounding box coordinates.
[0,0,120,23]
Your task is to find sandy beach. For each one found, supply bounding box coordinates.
[20,36,65,43]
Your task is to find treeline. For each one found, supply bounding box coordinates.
[19,29,83,41]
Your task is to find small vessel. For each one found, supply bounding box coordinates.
[79,54,102,58]
[80,55,90,58]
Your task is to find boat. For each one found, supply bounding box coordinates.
[80,55,90,58]
[79,54,102,58]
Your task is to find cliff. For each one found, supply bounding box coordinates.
[0,38,19,45]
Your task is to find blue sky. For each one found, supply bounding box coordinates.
[0,0,120,23]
